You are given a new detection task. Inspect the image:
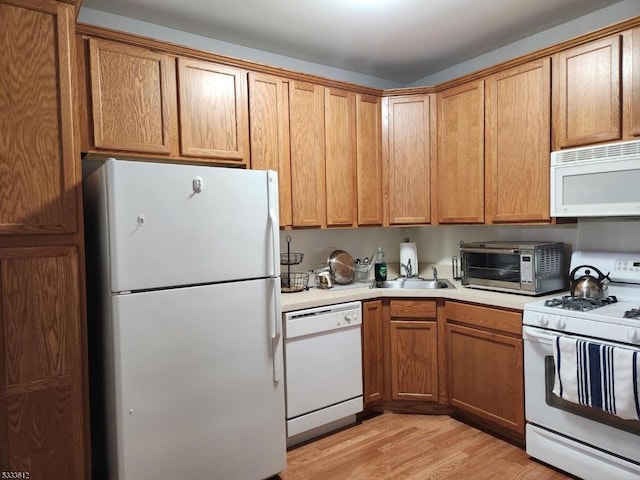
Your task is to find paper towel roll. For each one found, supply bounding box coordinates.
[400,241,418,277]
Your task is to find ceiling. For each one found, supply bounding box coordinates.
[81,0,623,84]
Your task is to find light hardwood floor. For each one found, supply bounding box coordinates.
[278,413,576,479]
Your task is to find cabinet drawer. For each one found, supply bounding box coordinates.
[445,301,521,335]
[390,300,436,319]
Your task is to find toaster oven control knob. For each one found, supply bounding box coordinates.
[628,329,640,344]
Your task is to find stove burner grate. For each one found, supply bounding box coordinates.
[623,308,640,319]
[544,295,618,312]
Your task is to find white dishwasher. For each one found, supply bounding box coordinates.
[283,301,363,446]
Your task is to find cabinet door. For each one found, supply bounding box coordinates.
[385,95,433,225]
[389,320,438,401]
[289,81,326,227]
[553,36,622,149]
[0,246,86,479]
[178,58,249,163]
[248,73,292,227]
[0,1,78,235]
[356,94,383,226]
[436,81,485,224]
[446,323,524,435]
[325,88,357,227]
[362,300,384,405]
[88,38,174,154]
[486,59,551,223]
[627,27,640,137]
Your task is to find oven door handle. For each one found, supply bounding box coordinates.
[523,326,556,344]
[461,247,520,254]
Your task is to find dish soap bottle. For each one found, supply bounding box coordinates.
[374,247,387,282]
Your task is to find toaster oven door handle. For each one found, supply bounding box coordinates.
[461,248,520,255]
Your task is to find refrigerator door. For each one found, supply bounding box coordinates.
[105,278,285,480]
[92,159,279,292]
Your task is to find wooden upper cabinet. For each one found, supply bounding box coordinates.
[177,58,249,163]
[384,95,434,225]
[626,27,640,137]
[325,88,357,227]
[436,81,485,224]
[88,38,174,155]
[248,72,292,227]
[486,58,551,223]
[356,94,383,226]
[289,81,326,227]
[553,36,622,149]
[0,1,78,235]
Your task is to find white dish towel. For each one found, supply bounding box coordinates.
[553,336,640,421]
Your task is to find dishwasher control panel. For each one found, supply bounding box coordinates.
[283,301,362,340]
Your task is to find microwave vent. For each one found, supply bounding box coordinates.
[539,247,564,276]
[552,139,640,165]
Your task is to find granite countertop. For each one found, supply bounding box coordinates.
[280,263,565,313]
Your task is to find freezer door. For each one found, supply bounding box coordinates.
[104,279,286,480]
[98,159,279,291]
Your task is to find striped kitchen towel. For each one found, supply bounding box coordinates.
[552,336,640,421]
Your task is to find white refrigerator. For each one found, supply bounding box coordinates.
[84,159,286,480]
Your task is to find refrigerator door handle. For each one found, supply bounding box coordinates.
[271,276,283,383]
[267,171,280,277]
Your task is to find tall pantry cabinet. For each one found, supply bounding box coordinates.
[0,0,88,479]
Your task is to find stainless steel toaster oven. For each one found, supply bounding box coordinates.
[460,241,566,296]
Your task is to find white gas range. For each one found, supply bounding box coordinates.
[523,251,640,480]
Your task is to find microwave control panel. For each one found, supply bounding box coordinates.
[520,252,533,284]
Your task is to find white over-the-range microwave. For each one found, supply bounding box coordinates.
[551,138,640,217]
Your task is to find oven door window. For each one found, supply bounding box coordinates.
[465,252,521,283]
[544,356,640,435]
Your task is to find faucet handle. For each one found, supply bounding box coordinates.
[432,266,438,280]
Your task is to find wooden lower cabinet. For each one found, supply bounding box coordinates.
[0,246,86,479]
[388,300,438,402]
[445,301,525,440]
[362,300,384,405]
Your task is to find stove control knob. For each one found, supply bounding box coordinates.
[554,317,567,330]
[540,314,549,327]
[628,329,640,344]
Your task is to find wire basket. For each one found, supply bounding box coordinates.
[280,252,304,265]
[281,272,309,293]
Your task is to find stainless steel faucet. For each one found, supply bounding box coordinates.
[401,258,413,278]
[432,266,438,281]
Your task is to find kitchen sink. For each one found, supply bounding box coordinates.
[374,278,455,289]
